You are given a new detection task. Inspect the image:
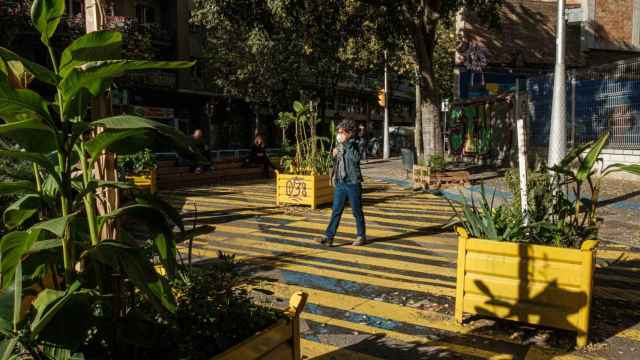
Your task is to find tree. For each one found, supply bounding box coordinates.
[190,0,355,117]
[349,0,502,157]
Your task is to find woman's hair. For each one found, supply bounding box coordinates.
[337,119,357,133]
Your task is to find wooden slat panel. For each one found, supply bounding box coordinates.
[465,252,582,286]
[464,272,584,309]
[465,238,583,264]
[212,319,292,360]
[462,293,581,332]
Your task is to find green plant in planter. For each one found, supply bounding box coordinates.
[276,101,332,175]
[448,132,640,248]
[117,148,157,177]
[0,0,206,358]
[131,252,282,360]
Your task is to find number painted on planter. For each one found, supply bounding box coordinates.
[286,178,307,198]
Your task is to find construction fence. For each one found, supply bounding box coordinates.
[528,57,640,150]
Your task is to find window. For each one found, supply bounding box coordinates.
[136,4,155,24]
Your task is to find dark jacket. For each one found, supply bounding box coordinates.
[332,138,362,185]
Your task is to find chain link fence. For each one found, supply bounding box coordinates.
[528,57,640,150]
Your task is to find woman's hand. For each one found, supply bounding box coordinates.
[332,148,338,157]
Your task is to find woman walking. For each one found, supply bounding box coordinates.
[317,120,367,247]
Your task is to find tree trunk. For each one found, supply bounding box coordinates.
[414,80,423,161]
[412,13,443,158]
[86,0,119,240]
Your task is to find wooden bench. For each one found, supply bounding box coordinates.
[413,165,470,190]
[156,159,265,189]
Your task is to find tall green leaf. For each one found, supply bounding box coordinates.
[92,115,206,162]
[0,119,57,153]
[576,132,610,183]
[99,204,177,278]
[0,150,60,186]
[0,230,40,289]
[0,72,53,125]
[30,0,66,46]
[0,47,58,86]
[88,241,177,314]
[0,181,36,196]
[60,31,123,77]
[32,213,78,238]
[60,60,195,114]
[603,163,640,177]
[85,129,147,164]
[30,281,81,337]
[2,195,40,230]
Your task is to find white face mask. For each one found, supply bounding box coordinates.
[336,134,343,143]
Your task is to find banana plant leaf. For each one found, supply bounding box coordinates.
[0,118,57,153]
[31,0,66,46]
[59,31,122,77]
[0,47,58,86]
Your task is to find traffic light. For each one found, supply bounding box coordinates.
[377,88,385,107]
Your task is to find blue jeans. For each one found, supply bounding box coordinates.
[325,183,366,239]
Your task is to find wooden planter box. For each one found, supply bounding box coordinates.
[212,292,308,360]
[413,165,469,189]
[126,168,157,193]
[276,171,332,209]
[454,228,598,347]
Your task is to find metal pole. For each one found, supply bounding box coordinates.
[547,0,567,167]
[570,70,576,148]
[517,118,529,225]
[383,50,390,160]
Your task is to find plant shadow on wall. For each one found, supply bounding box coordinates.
[446,131,640,349]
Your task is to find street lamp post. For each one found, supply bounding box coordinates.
[548,0,567,167]
[383,50,390,160]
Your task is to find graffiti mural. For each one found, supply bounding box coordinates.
[446,96,514,162]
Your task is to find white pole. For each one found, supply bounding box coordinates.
[547,0,567,168]
[383,50,390,160]
[517,118,529,225]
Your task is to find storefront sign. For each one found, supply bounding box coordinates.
[127,71,177,88]
[131,106,174,119]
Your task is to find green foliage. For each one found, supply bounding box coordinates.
[130,253,281,360]
[0,1,202,357]
[449,132,640,248]
[117,148,157,177]
[277,101,332,175]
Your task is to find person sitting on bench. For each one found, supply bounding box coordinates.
[243,134,274,177]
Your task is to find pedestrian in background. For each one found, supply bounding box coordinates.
[317,119,367,247]
[244,134,274,178]
[357,124,367,162]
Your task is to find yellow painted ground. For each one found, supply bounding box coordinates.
[164,179,640,360]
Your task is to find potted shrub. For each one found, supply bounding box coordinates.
[448,132,639,347]
[118,148,158,192]
[275,101,333,209]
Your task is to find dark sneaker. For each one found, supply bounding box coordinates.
[316,236,333,247]
[352,236,368,246]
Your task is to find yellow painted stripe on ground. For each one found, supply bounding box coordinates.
[189,242,455,296]
[300,338,383,360]
[262,225,458,256]
[230,225,455,262]
[201,225,457,276]
[301,312,510,360]
[596,249,640,261]
[283,220,459,246]
[614,328,640,341]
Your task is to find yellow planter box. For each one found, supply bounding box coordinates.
[125,169,157,193]
[454,228,598,347]
[212,292,308,360]
[276,171,332,209]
